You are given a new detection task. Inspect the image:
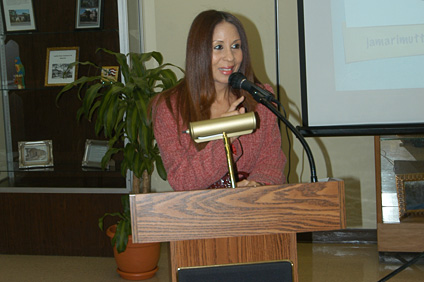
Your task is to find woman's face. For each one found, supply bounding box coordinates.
[211,21,243,91]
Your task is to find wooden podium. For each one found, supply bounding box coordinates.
[130,180,346,282]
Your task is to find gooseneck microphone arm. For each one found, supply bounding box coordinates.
[229,72,318,183]
[256,98,318,183]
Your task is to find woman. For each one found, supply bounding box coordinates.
[152,10,286,191]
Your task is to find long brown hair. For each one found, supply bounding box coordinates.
[153,10,259,138]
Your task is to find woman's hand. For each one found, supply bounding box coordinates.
[221,96,245,117]
[221,96,246,143]
[236,179,263,188]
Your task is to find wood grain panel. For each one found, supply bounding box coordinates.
[170,233,298,282]
[375,136,424,252]
[131,181,344,282]
[130,181,346,243]
[377,222,424,252]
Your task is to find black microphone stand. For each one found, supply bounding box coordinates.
[252,92,318,183]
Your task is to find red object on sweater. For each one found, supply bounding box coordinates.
[153,85,286,191]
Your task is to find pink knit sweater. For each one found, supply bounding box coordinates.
[153,87,286,191]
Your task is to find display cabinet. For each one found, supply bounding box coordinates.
[375,135,424,253]
[0,0,128,192]
[0,0,136,256]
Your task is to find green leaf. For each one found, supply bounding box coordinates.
[160,69,179,89]
[114,219,129,253]
[98,212,124,231]
[56,75,102,105]
[105,93,119,136]
[133,154,146,179]
[101,147,121,169]
[155,154,167,181]
[88,100,101,121]
[81,83,104,118]
[122,143,136,175]
[120,160,129,177]
[95,84,123,136]
[76,107,84,122]
[132,76,150,90]
[115,106,126,131]
[133,90,148,125]
[121,194,130,215]
[124,104,136,143]
[151,51,163,65]
[139,52,153,65]
[129,53,144,77]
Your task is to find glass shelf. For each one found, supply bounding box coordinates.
[0,28,119,37]
[0,160,125,189]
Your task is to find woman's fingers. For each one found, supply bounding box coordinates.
[221,96,245,117]
[229,96,245,112]
[236,180,262,188]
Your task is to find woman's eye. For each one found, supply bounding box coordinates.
[232,43,241,49]
[214,44,223,50]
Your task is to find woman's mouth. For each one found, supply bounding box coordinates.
[218,67,234,75]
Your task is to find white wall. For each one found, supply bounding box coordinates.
[138,0,377,229]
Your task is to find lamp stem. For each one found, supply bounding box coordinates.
[223,132,236,188]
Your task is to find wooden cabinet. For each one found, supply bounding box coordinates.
[0,0,130,256]
[374,135,424,252]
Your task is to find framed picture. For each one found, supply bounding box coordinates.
[75,0,103,29]
[1,0,36,32]
[396,172,424,220]
[45,47,79,86]
[18,140,54,169]
[82,139,109,169]
[101,66,119,83]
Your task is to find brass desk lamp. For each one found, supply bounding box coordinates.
[185,112,257,188]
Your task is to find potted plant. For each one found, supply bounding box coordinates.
[57,48,181,280]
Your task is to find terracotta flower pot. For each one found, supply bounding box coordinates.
[106,225,161,280]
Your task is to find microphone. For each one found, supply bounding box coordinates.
[229,72,279,104]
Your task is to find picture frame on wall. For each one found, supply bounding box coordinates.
[75,0,102,29]
[44,47,79,86]
[18,140,54,169]
[396,172,424,220]
[82,139,110,169]
[101,66,119,83]
[1,0,36,32]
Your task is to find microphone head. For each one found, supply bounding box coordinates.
[228,72,246,89]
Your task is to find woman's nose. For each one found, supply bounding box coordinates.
[223,48,235,61]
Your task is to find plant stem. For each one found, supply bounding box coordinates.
[142,170,151,194]
[131,170,151,194]
[132,173,140,194]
